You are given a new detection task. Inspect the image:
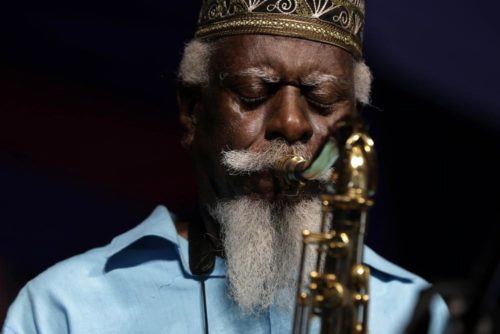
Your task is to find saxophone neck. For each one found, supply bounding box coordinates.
[334,120,377,201]
[275,117,377,199]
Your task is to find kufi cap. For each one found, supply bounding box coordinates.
[195,0,365,59]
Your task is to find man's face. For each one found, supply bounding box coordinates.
[190,35,356,204]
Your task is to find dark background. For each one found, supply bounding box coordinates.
[1,0,499,322]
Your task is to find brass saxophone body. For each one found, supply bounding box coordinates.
[277,119,377,334]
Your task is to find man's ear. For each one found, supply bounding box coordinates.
[177,83,202,149]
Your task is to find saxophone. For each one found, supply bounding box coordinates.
[276,117,377,334]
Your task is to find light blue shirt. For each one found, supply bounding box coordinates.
[3,206,448,333]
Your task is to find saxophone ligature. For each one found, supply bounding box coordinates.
[276,117,377,334]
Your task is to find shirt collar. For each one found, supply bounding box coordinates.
[363,246,420,282]
[106,205,418,282]
[107,205,180,257]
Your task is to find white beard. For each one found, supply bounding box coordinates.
[210,197,321,313]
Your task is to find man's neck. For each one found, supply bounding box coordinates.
[174,220,189,239]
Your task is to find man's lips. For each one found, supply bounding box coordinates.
[226,170,281,199]
[234,170,325,199]
[247,171,276,195]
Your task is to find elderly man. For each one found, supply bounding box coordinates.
[3,1,448,333]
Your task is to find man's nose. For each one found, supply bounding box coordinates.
[265,86,313,144]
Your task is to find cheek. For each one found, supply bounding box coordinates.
[310,110,345,136]
[217,97,267,150]
[307,115,332,152]
[324,101,356,133]
[308,102,355,148]
[199,93,267,152]
[230,111,266,149]
[311,117,326,135]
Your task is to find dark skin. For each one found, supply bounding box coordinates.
[177,35,357,239]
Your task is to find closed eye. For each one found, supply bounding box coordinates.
[306,97,337,110]
[238,94,268,105]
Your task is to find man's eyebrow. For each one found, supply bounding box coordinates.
[219,67,280,83]
[301,72,348,87]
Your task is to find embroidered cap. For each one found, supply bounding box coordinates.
[195,0,365,59]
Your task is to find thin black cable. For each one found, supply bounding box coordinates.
[201,277,209,334]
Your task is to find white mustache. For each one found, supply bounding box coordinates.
[221,140,310,175]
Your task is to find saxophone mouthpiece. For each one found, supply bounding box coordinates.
[275,155,308,183]
[274,155,308,196]
[274,137,340,183]
[274,137,340,195]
